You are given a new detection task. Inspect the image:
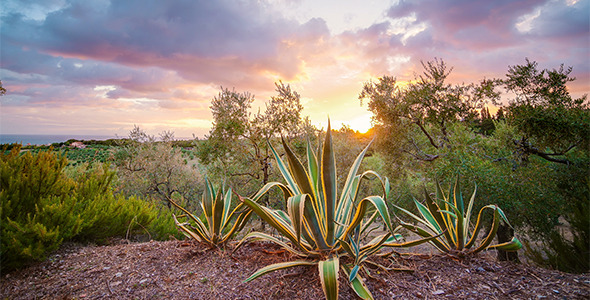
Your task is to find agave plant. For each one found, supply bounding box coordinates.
[168,179,252,248]
[395,178,522,256]
[235,122,421,300]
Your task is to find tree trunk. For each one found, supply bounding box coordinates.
[496,222,519,262]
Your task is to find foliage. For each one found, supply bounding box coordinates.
[359,58,496,164]
[112,126,203,209]
[523,155,590,273]
[235,122,422,300]
[0,146,158,271]
[196,82,311,207]
[395,177,522,256]
[168,179,252,247]
[500,58,589,164]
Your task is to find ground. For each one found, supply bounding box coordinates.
[1,239,588,299]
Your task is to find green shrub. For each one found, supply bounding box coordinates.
[147,204,186,241]
[0,146,160,271]
[1,146,78,270]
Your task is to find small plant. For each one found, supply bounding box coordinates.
[168,179,252,248]
[395,178,522,256]
[235,122,419,300]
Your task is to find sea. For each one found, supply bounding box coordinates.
[0,134,118,146]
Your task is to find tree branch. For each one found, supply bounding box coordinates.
[514,139,573,164]
[414,121,439,149]
[231,172,260,179]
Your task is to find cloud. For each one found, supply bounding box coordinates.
[2,0,325,88]
[0,0,587,136]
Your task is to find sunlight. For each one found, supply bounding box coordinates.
[329,115,372,134]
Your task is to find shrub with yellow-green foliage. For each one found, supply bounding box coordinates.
[0,146,160,272]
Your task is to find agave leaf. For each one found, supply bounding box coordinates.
[287,194,306,244]
[339,238,356,259]
[453,175,465,216]
[239,196,299,245]
[169,195,210,241]
[322,121,337,245]
[342,266,373,300]
[235,231,310,257]
[436,198,465,250]
[495,205,514,228]
[451,178,466,250]
[245,260,317,283]
[219,205,253,244]
[268,142,301,195]
[424,189,455,247]
[339,138,373,211]
[343,196,394,240]
[383,232,444,248]
[349,265,360,282]
[465,204,495,248]
[359,210,379,237]
[319,256,339,300]
[173,215,206,242]
[306,140,319,192]
[384,177,391,201]
[291,190,328,249]
[487,236,522,251]
[342,265,374,300]
[282,137,315,200]
[220,187,233,228]
[211,187,225,239]
[399,222,451,252]
[414,199,442,233]
[393,202,440,234]
[463,183,477,240]
[335,175,360,237]
[470,206,501,253]
[358,232,391,260]
[202,179,215,229]
[250,181,292,204]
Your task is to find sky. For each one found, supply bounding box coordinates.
[1,0,588,138]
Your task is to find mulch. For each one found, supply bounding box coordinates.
[1,239,589,299]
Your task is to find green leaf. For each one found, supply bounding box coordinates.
[219,204,253,244]
[307,139,320,199]
[318,256,339,300]
[268,142,301,195]
[239,196,299,245]
[344,196,393,239]
[322,121,337,245]
[245,260,316,282]
[470,206,501,253]
[212,187,225,239]
[343,264,373,300]
[220,187,233,228]
[487,236,523,251]
[235,231,310,257]
[349,265,359,282]
[287,194,306,244]
[282,137,315,200]
[423,190,454,247]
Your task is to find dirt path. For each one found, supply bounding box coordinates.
[1,240,589,299]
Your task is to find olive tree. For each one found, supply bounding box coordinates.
[196,82,311,213]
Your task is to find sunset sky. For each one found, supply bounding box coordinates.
[1,0,588,138]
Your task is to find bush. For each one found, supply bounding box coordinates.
[0,146,161,272]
